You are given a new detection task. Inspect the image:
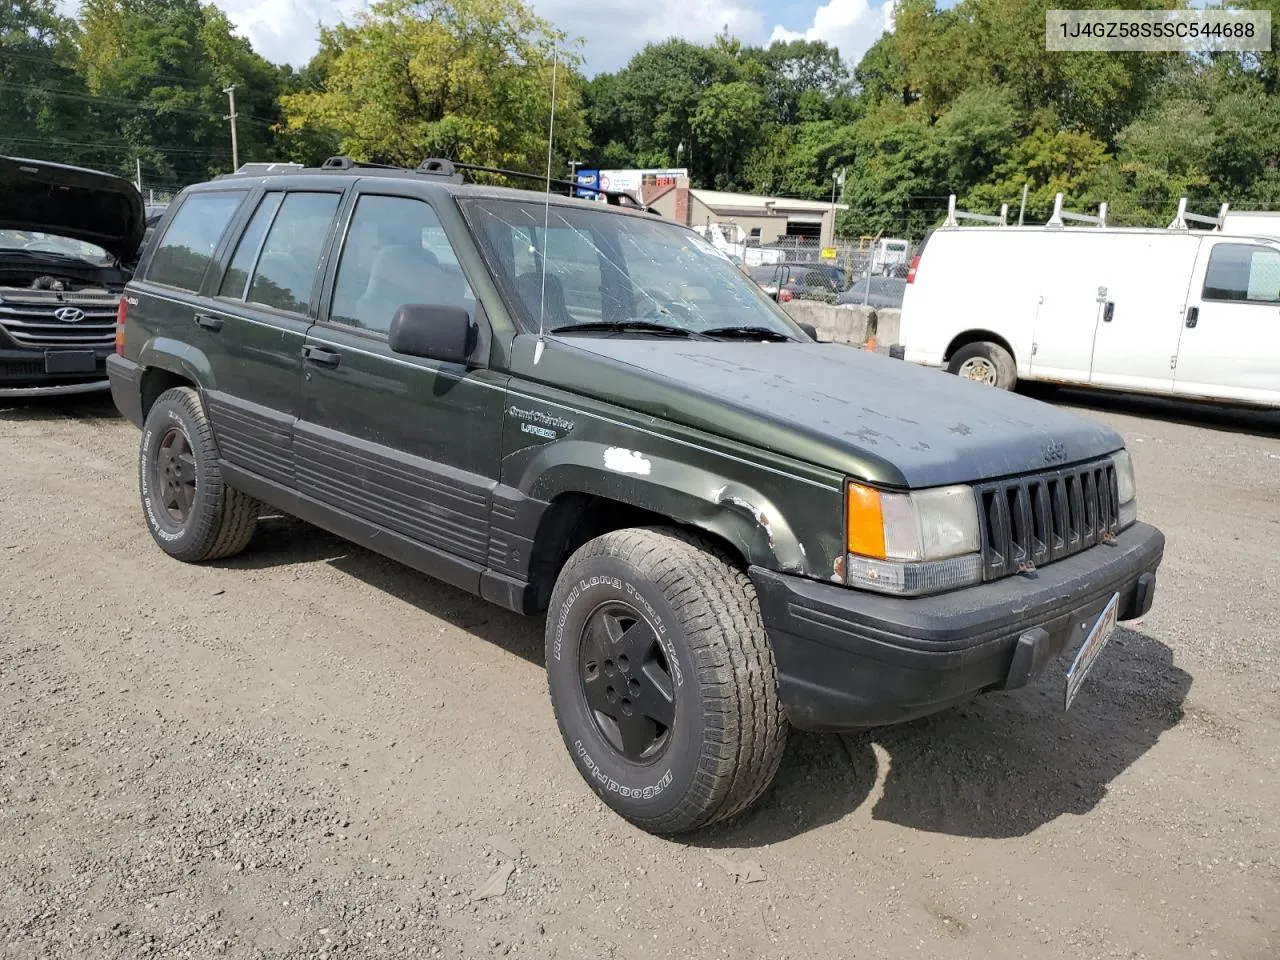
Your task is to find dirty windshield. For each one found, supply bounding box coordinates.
[462,198,798,338]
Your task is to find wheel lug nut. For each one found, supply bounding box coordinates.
[617,654,631,672]
[627,679,640,696]
[605,686,617,703]
[620,699,633,716]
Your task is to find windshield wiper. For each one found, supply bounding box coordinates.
[700,326,796,342]
[550,320,706,339]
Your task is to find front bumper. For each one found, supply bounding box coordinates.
[0,346,112,397]
[751,521,1164,732]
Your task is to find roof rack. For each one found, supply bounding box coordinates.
[1168,197,1230,231]
[233,162,304,175]
[1047,193,1107,228]
[943,194,1008,227]
[448,161,657,214]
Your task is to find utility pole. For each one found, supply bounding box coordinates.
[1018,182,1029,226]
[135,158,142,192]
[223,85,239,170]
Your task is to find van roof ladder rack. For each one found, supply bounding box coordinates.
[943,194,1008,227]
[1168,197,1230,231]
[1047,193,1107,229]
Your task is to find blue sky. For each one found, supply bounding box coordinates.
[57,0,900,74]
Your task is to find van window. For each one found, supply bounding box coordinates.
[329,195,474,335]
[244,192,341,315]
[147,191,246,292]
[218,192,284,299]
[1203,243,1280,304]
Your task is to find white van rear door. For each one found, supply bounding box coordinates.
[1175,239,1280,405]
[1088,234,1197,394]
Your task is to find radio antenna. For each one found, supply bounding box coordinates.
[534,45,559,366]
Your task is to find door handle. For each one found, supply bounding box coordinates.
[1102,301,1115,323]
[194,313,224,332]
[1185,306,1199,329]
[302,344,341,368]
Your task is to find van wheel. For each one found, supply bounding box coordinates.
[545,527,787,834]
[948,341,1016,390]
[139,386,259,562]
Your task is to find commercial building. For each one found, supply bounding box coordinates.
[646,178,847,250]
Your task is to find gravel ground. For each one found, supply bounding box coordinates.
[1,389,1278,960]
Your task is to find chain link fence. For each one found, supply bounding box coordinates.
[741,234,918,308]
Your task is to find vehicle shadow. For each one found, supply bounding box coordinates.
[214,514,544,667]
[1023,383,1280,439]
[692,627,1190,847]
[0,392,120,421]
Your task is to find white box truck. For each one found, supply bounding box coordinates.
[895,199,1280,408]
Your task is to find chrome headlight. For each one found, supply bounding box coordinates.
[845,481,983,596]
[1113,448,1137,529]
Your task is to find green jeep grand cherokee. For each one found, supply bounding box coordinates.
[107,157,1164,834]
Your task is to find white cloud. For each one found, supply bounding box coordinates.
[769,0,895,68]
[212,0,368,67]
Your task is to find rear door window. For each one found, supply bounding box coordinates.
[146,191,246,291]
[244,192,342,315]
[218,192,284,299]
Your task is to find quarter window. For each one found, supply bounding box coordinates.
[329,195,475,335]
[245,192,341,315]
[147,191,245,291]
[1203,243,1280,304]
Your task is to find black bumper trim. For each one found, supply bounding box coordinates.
[751,522,1164,731]
[106,354,145,428]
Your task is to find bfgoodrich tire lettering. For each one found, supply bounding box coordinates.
[139,386,259,563]
[545,527,787,834]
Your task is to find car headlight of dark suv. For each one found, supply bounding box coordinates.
[844,481,983,597]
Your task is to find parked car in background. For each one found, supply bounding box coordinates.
[896,221,1280,406]
[836,275,906,309]
[108,156,1163,834]
[0,155,143,396]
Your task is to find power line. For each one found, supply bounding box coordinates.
[0,80,278,128]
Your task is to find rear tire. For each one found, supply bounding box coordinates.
[948,341,1016,390]
[545,527,787,834]
[139,386,258,562]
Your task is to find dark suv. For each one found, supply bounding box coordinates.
[107,157,1165,834]
[0,156,145,396]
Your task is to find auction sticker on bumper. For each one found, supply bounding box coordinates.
[1065,591,1120,710]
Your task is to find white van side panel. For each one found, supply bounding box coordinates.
[898,231,1037,372]
[1087,233,1200,394]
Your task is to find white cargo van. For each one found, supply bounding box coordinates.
[871,237,911,275]
[1220,210,1280,240]
[897,203,1280,408]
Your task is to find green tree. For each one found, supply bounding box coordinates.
[281,0,587,173]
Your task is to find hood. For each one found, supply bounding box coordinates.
[0,155,145,263]
[514,336,1124,488]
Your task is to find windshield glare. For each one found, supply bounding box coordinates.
[0,229,111,265]
[462,199,799,338]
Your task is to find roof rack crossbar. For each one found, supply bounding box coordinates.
[942,194,1008,227]
[1168,197,1230,231]
[1047,193,1107,228]
[448,161,657,214]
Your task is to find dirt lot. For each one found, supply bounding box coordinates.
[1,389,1278,960]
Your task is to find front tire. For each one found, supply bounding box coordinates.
[139,386,259,562]
[545,527,787,834]
[948,340,1017,390]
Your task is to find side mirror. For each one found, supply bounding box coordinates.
[388,303,474,365]
[797,322,819,341]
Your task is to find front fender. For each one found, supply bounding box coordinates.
[514,438,820,575]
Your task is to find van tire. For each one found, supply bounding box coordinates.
[545,527,787,834]
[948,341,1016,390]
[139,386,259,563]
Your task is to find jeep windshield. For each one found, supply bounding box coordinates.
[0,229,112,266]
[462,198,801,340]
